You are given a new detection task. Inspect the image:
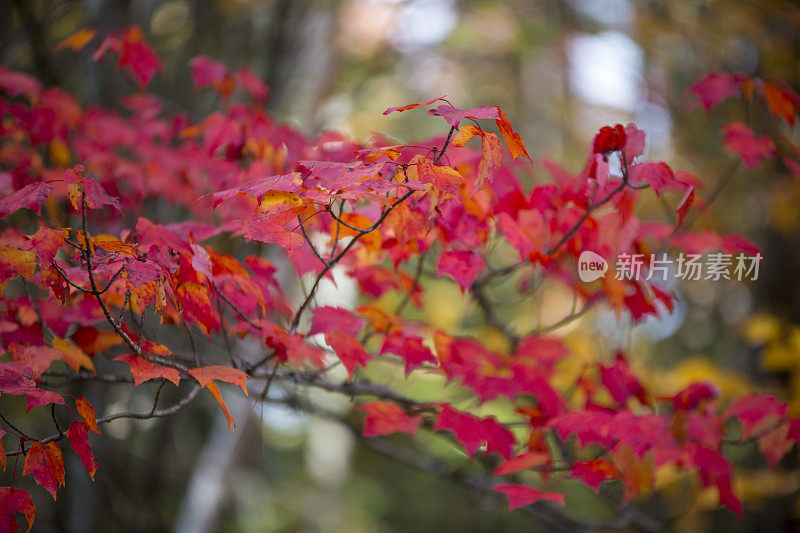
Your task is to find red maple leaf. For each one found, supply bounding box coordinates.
[8,345,60,379]
[688,72,743,111]
[600,355,648,407]
[0,487,36,533]
[495,109,531,161]
[628,161,686,195]
[380,331,437,375]
[235,68,269,102]
[187,365,249,395]
[434,405,515,459]
[592,124,627,154]
[189,56,233,97]
[675,185,696,227]
[324,330,374,378]
[203,172,302,208]
[359,401,422,437]
[114,354,182,386]
[494,484,564,510]
[64,165,121,212]
[416,157,463,196]
[427,104,499,129]
[76,396,100,434]
[722,122,776,169]
[670,382,720,411]
[690,445,742,516]
[492,452,550,476]
[0,182,52,218]
[436,250,486,290]
[25,389,65,412]
[308,306,365,338]
[383,96,448,115]
[67,421,98,481]
[94,26,163,89]
[724,394,787,438]
[762,81,797,126]
[570,459,620,491]
[0,64,42,99]
[22,442,65,500]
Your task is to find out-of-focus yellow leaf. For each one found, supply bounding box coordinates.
[55,28,97,52]
[762,343,796,372]
[422,280,466,332]
[645,357,751,398]
[743,313,781,344]
[52,337,95,373]
[49,139,71,167]
[735,471,800,502]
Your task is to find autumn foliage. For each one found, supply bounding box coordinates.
[2,26,800,531]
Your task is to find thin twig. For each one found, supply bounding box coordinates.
[470,284,520,348]
[79,193,143,357]
[329,200,343,262]
[5,385,202,456]
[394,249,427,316]
[211,280,260,330]
[297,215,329,267]
[22,281,55,341]
[289,188,416,333]
[149,380,168,416]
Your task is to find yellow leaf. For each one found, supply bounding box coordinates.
[743,313,781,344]
[49,138,71,167]
[762,343,796,372]
[259,190,301,210]
[52,338,95,373]
[55,28,97,52]
[0,247,37,279]
[452,124,483,147]
[646,357,750,398]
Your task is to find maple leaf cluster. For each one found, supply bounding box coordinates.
[0,26,799,531]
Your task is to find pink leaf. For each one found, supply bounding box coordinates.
[427,104,499,129]
[25,389,64,412]
[722,122,776,169]
[189,56,229,89]
[0,486,36,532]
[688,73,742,111]
[0,182,53,218]
[436,250,486,290]
[629,162,683,195]
[308,306,365,338]
[724,394,787,438]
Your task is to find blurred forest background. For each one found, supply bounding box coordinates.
[3,0,800,531]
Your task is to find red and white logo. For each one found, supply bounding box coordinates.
[578,250,608,282]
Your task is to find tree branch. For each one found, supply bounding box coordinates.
[5,385,202,457]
